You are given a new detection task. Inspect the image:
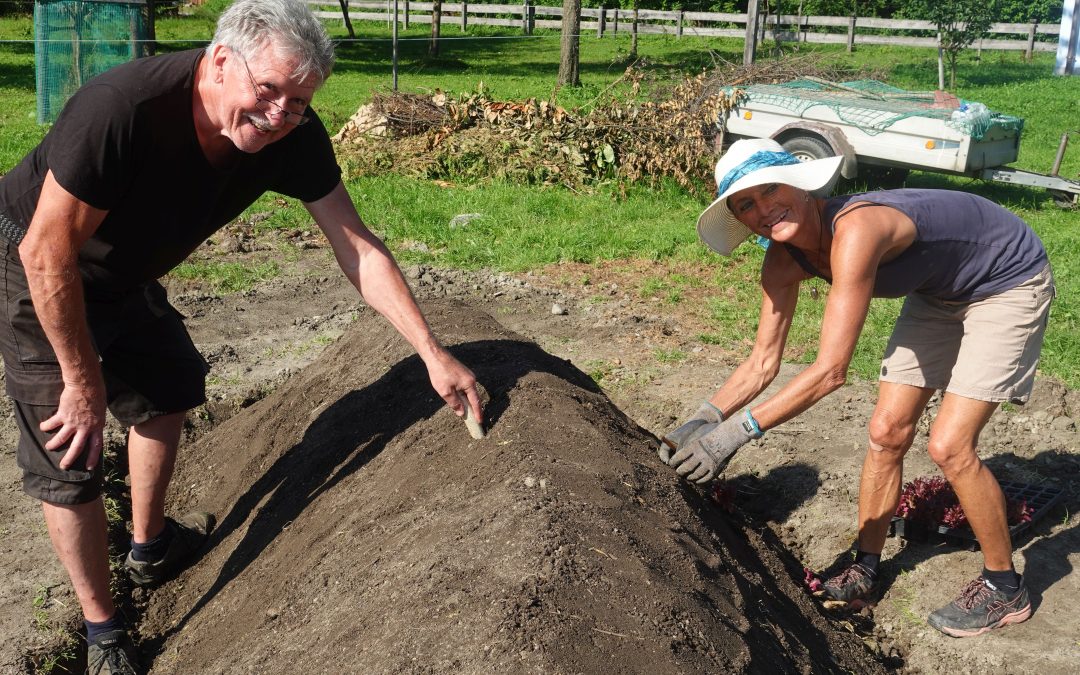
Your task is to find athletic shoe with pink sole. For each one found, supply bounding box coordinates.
[927,576,1032,638]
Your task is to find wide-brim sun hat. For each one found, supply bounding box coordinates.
[697,138,843,256]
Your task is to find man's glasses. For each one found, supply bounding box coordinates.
[238,56,310,127]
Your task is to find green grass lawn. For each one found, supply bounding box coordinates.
[1,11,1077,386]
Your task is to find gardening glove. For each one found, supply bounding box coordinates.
[670,412,763,485]
[658,401,724,464]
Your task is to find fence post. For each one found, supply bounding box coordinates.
[937,32,945,90]
[743,0,759,65]
[846,14,856,53]
[612,7,618,36]
[528,2,535,33]
[1025,22,1036,62]
[522,0,530,35]
[598,6,606,37]
[404,0,410,30]
[677,10,684,38]
[392,0,399,90]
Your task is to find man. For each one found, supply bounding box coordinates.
[659,139,1052,638]
[0,1,483,673]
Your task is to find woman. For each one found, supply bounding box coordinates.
[659,138,1054,638]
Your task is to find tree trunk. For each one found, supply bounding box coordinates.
[558,0,581,86]
[338,0,355,39]
[430,0,442,56]
[629,1,638,60]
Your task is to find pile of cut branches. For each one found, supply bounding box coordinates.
[333,56,874,194]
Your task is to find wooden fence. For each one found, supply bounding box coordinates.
[308,1,1062,57]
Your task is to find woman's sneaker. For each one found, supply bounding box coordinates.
[124,511,215,587]
[927,576,1032,637]
[821,562,878,607]
[87,629,139,675]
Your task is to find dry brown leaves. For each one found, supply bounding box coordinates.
[334,56,875,194]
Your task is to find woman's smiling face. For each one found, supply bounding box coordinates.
[728,182,814,245]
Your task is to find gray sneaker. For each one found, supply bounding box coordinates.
[927,576,1032,638]
[125,511,215,587]
[87,629,139,675]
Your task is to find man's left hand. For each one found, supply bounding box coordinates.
[669,416,755,484]
[424,348,483,423]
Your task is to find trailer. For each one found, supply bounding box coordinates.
[717,79,1080,206]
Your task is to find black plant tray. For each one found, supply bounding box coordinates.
[888,480,1065,552]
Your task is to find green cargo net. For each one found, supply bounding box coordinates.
[726,79,1024,141]
[35,0,152,124]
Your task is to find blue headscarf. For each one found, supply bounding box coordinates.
[716,150,801,198]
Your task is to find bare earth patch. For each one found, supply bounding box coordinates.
[1,232,1077,673]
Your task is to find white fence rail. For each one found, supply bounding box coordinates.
[309,1,1061,55]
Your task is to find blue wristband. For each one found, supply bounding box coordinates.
[742,409,764,438]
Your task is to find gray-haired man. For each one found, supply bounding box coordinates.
[0,2,482,672]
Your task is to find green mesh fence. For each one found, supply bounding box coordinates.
[34,0,152,124]
[727,79,1024,141]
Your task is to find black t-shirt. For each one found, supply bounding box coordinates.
[0,49,341,292]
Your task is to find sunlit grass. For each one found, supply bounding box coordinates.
[0,13,1076,386]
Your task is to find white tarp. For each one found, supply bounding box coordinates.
[1056,0,1080,75]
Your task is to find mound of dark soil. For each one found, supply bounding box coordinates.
[137,300,884,673]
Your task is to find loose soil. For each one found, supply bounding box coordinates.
[1,225,1077,674]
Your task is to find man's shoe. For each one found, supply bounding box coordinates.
[86,629,139,675]
[927,576,1032,638]
[821,562,878,605]
[125,511,215,587]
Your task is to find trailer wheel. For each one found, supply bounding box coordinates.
[780,136,835,163]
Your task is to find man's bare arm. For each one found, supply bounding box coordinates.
[18,171,109,469]
[304,182,483,422]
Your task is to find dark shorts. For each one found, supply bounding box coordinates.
[1,242,209,504]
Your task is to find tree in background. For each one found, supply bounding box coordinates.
[337,1,356,39]
[905,0,996,88]
[994,0,1062,23]
[430,0,443,56]
[559,0,582,86]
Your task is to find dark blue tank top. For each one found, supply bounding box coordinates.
[784,189,1047,302]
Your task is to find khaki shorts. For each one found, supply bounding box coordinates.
[879,263,1054,404]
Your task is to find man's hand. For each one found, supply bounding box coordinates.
[424,347,484,424]
[658,401,724,464]
[669,415,757,484]
[41,381,107,471]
